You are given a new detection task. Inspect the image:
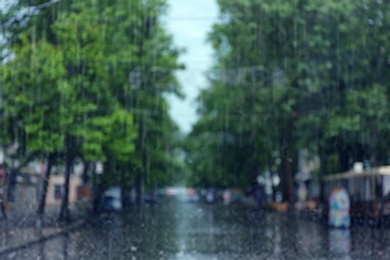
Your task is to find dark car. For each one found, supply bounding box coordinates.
[100,196,121,212]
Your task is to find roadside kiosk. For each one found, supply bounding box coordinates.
[324,166,390,226]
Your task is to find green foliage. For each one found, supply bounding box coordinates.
[1,36,66,154]
[189,0,390,191]
[104,109,136,163]
[0,0,183,191]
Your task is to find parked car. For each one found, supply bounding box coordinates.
[100,196,121,211]
[205,189,216,203]
[144,193,159,204]
[100,187,122,211]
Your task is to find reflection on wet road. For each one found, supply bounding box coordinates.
[4,202,390,259]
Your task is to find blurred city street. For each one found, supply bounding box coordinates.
[3,201,390,260]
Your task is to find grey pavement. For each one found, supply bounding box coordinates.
[0,206,85,255]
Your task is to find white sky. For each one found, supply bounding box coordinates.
[164,0,218,134]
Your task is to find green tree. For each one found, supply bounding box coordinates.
[190,0,390,203]
[1,0,183,220]
[0,34,67,222]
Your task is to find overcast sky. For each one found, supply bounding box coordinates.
[164,0,219,133]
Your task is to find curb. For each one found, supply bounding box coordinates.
[0,220,86,256]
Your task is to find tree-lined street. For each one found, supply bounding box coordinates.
[1,0,390,258]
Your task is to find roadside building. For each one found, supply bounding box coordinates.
[46,174,82,207]
[6,161,89,211]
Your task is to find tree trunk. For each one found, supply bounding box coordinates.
[338,148,350,172]
[269,167,277,201]
[281,153,294,204]
[82,161,89,185]
[91,163,100,213]
[92,186,101,213]
[121,166,130,208]
[135,174,143,206]
[318,144,329,223]
[58,148,73,223]
[36,153,54,227]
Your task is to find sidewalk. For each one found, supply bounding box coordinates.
[0,206,86,255]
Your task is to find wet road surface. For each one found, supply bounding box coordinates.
[4,201,390,259]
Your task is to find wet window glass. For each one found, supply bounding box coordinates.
[0,0,389,259]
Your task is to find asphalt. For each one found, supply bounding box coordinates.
[0,198,321,258]
[4,201,390,259]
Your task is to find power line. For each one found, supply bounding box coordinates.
[163,17,218,21]
[35,0,62,10]
[1,0,62,28]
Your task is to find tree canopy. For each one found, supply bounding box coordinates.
[188,0,390,201]
[0,0,185,216]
